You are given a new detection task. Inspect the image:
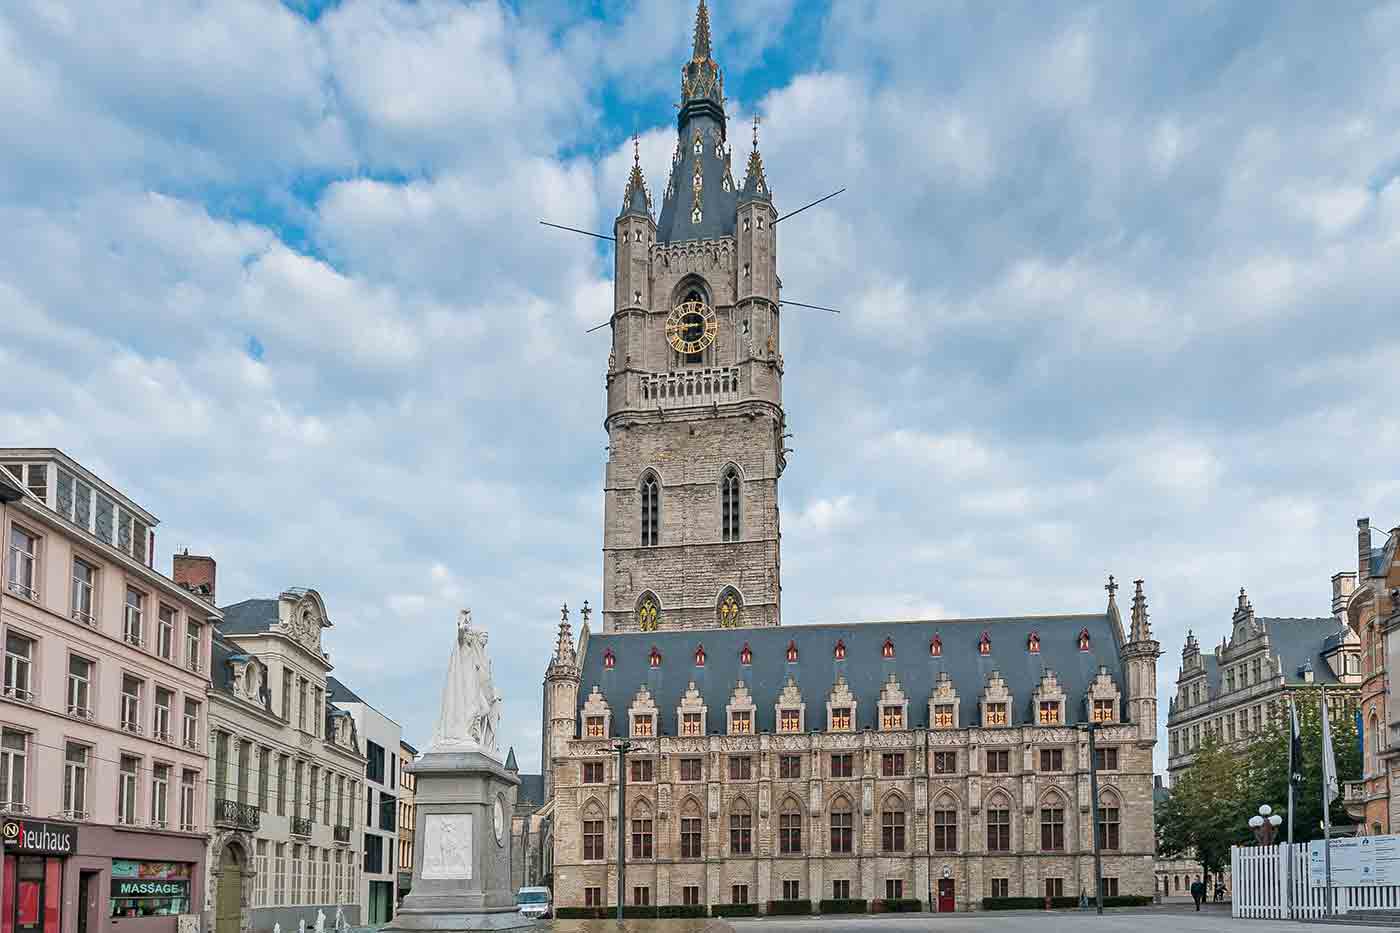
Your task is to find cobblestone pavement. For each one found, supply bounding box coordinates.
[728,905,1395,932]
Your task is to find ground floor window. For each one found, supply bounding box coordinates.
[368,880,394,924]
[832,879,850,899]
[584,887,602,907]
[109,859,193,918]
[1101,877,1119,897]
[1044,878,1064,899]
[632,886,649,906]
[782,880,800,900]
[990,878,1009,898]
[885,879,903,899]
[682,886,700,906]
[4,855,63,933]
[731,884,749,904]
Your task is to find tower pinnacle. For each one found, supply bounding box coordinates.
[692,0,712,61]
[620,132,652,218]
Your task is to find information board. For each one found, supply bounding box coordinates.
[1308,834,1400,886]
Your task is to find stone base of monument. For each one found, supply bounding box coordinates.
[386,751,533,932]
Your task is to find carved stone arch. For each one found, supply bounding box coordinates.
[778,793,804,816]
[1097,784,1122,807]
[679,794,703,817]
[931,788,960,809]
[672,274,712,309]
[829,791,854,811]
[631,796,653,817]
[880,789,908,810]
[581,796,606,819]
[1038,786,1070,809]
[717,586,744,628]
[208,831,256,916]
[984,788,1013,810]
[636,590,661,632]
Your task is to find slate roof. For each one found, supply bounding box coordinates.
[0,470,22,502]
[518,773,545,807]
[655,113,739,245]
[327,676,365,705]
[1192,617,1349,697]
[577,613,1128,735]
[219,598,280,635]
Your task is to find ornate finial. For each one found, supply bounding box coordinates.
[1105,574,1118,599]
[581,600,592,625]
[1130,579,1151,643]
[560,602,569,622]
[621,137,653,216]
[752,114,760,150]
[692,0,712,61]
[633,132,640,165]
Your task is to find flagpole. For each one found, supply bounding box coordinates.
[1287,694,1296,919]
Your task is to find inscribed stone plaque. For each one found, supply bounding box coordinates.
[422,814,473,880]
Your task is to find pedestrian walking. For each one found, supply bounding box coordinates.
[1190,879,1205,911]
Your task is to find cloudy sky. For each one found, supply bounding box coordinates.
[4,0,1399,774]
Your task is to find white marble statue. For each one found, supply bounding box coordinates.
[428,609,503,758]
[334,905,346,932]
[274,924,281,933]
[315,909,325,933]
[298,919,306,933]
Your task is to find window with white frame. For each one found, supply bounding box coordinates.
[124,588,145,647]
[151,763,170,828]
[63,743,88,817]
[0,731,27,812]
[3,634,35,702]
[255,840,269,906]
[67,655,93,718]
[183,699,200,749]
[274,843,287,904]
[6,526,39,600]
[120,675,143,733]
[185,620,202,672]
[180,770,198,831]
[153,688,173,741]
[71,557,96,624]
[157,604,175,659]
[117,755,140,825]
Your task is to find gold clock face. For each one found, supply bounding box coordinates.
[666,300,718,355]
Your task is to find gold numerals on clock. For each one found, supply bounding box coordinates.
[666,300,718,355]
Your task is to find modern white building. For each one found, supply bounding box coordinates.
[204,586,367,933]
[329,677,403,926]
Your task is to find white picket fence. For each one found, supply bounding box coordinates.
[1233,843,1400,918]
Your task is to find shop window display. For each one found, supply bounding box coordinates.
[108,860,192,918]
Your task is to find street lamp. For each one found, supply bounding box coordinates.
[1249,804,1283,846]
[1080,720,1104,916]
[612,740,633,922]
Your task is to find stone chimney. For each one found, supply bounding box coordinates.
[173,549,217,602]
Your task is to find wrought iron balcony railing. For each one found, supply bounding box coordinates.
[334,824,351,844]
[215,798,261,831]
[291,816,313,837]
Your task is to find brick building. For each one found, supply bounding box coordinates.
[532,3,1162,913]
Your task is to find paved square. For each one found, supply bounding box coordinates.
[729,907,1396,932]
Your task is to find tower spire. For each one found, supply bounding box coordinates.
[1130,578,1152,642]
[740,113,770,201]
[679,0,723,118]
[620,131,652,218]
[692,0,712,61]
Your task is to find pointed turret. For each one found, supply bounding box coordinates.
[1105,574,1124,642]
[1120,577,1162,744]
[542,601,583,801]
[505,746,519,772]
[740,115,771,202]
[620,135,652,219]
[1130,578,1152,643]
[548,602,577,673]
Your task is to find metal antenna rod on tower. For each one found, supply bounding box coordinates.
[538,220,615,242]
[772,187,846,225]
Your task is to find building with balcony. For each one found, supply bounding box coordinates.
[0,448,214,931]
[1166,586,1361,783]
[204,586,367,933]
[397,740,417,906]
[1340,518,1400,833]
[328,677,402,926]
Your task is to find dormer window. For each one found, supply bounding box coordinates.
[649,646,662,668]
[933,704,955,728]
[1078,628,1091,651]
[694,645,706,667]
[603,649,615,670]
[1027,632,1040,654]
[881,638,895,659]
[786,640,798,663]
[985,703,1008,726]
[1092,699,1115,723]
[780,709,801,733]
[1038,701,1061,725]
[586,716,606,738]
[830,707,852,731]
[730,710,752,734]
[633,714,654,737]
[930,635,942,657]
[834,640,846,661]
[978,632,991,655]
[740,643,752,666]
[682,712,702,736]
[881,706,904,730]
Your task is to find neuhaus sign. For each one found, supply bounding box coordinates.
[2,818,78,855]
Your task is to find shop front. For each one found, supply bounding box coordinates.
[63,823,206,933]
[0,817,79,933]
[108,862,193,920]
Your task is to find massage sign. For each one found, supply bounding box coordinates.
[1,819,78,855]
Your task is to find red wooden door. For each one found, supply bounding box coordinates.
[937,879,955,912]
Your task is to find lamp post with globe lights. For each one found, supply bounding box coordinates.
[1249,804,1283,846]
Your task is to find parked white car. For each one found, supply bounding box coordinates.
[516,886,552,920]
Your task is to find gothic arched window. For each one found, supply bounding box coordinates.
[718,588,742,628]
[778,797,803,853]
[721,466,741,542]
[930,634,942,657]
[829,795,854,854]
[637,592,660,632]
[640,472,660,547]
[881,638,895,659]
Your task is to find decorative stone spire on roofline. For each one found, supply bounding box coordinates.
[549,601,577,672]
[741,114,771,201]
[680,0,723,112]
[1130,578,1152,643]
[621,133,653,218]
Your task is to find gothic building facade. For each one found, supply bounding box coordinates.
[537,2,1162,913]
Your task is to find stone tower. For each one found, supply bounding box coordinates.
[601,0,784,634]
[1121,579,1163,743]
[541,604,581,800]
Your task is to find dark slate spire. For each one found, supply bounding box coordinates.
[740,114,771,203]
[680,0,723,115]
[620,134,653,219]
[505,746,519,772]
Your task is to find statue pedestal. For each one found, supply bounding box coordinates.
[386,751,531,932]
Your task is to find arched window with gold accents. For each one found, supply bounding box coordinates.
[721,466,741,542]
[637,592,660,632]
[718,588,742,627]
[640,471,660,547]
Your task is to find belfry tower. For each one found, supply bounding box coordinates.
[601,0,784,634]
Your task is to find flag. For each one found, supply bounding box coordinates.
[1321,691,1339,807]
[1290,696,1304,787]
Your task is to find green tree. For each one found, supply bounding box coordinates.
[1157,733,1248,879]
[1240,690,1360,844]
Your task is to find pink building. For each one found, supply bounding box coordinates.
[0,449,215,933]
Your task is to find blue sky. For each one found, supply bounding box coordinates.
[4,0,1399,774]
